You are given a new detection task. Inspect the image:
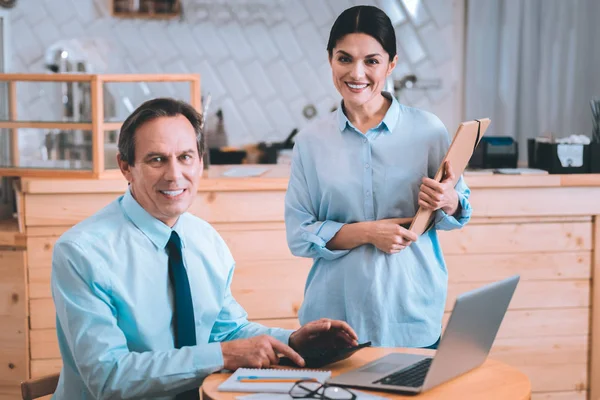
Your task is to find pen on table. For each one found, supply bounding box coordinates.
[236,376,318,383]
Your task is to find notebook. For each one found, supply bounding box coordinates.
[409,118,491,236]
[218,368,332,393]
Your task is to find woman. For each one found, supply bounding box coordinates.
[284,5,472,349]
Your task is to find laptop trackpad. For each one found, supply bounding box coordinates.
[359,362,399,374]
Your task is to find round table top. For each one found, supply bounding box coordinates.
[202,347,531,400]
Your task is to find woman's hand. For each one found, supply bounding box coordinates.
[366,219,418,254]
[419,161,459,215]
[289,318,359,354]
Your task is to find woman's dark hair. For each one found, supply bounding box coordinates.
[326,5,397,60]
[118,97,204,166]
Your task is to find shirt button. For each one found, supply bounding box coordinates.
[363,138,367,143]
[366,191,371,196]
[365,163,370,169]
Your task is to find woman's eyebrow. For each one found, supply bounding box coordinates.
[335,50,353,56]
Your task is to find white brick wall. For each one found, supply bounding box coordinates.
[9,0,464,146]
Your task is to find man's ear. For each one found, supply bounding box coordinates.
[117,154,133,183]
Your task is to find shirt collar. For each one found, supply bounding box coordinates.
[120,185,186,250]
[336,91,400,134]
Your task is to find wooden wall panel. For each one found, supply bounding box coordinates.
[490,336,588,393]
[187,192,286,223]
[30,359,62,379]
[30,299,54,330]
[445,280,590,311]
[219,229,294,262]
[27,236,58,269]
[0,347,28,397]
[439,222,591,255]
[443,308,589,339]
[25,191,286,226]
[469,187,600,217]
[231,259,311,319]
[30,329,58,360]
[0,251,27,317]
[446,252,591,282]
[0,250,28,396]
[518,364,587,394]
[491,335,588,368]
[28,266,51,299]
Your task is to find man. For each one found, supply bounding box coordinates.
[51,98,358,400]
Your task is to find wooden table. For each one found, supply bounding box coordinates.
[201,347,531,400]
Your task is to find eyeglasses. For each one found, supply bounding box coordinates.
[289,380,356,400]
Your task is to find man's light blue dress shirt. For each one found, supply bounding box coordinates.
[51,187,292,400]
[285,93,472,348]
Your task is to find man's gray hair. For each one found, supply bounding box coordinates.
[118,98,204,166]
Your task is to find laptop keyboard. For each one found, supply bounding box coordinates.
[373,358,433,388]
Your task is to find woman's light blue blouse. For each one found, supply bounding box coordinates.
[284,94,472,347]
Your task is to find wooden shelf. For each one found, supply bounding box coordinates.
[112,11,179,20]
[0,72,201,179]
[111,0,181,19]
[0,218,25,248]
[103,122,123,131]
[0,121,93,130]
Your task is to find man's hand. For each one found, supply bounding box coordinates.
[289,318,359,354]
[221,335,304,370]
[419,161,459,215]
[366,219,418,254]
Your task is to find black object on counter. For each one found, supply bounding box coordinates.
[208,149,246,165]
[468,136,518,169]
[256,128,299,164]
[591,143,600,173]
[528,139,592,174]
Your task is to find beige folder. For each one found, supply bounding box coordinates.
[409,118,491,236]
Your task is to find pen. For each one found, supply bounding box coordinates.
[237,376,318,383]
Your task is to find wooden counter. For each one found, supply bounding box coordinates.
[1,166,599,400]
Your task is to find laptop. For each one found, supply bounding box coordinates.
[327,275,520,395]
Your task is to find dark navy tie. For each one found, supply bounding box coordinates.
[166,231,200,400]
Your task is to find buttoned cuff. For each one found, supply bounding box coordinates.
[270,328,295,346]
[304,221,350,260]
[193,342,225,375]
[434,191,472,230]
